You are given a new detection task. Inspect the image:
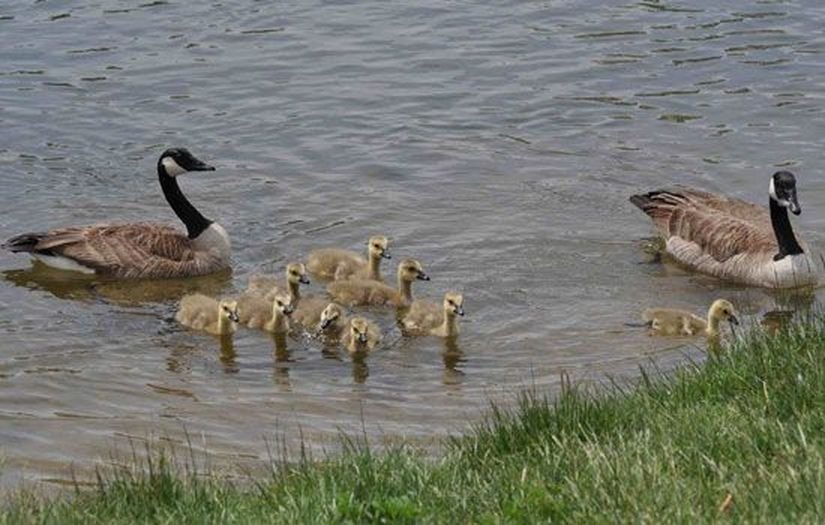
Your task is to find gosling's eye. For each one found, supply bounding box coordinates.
[222,306,229,312]
[447,300,454,306]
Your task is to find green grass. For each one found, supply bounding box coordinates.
[4,316,825,524]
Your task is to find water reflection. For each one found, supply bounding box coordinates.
[218,336,238,374]
[3,262,233,305]
[442,337,466,389]
[271,332,292,392]
[351,354,369,384]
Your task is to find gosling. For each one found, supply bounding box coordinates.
[342,317,382,355]
[307,235,391,281]
[246,262,310,302]
[402,292,465,337]
[642,299,739,337]
[327,259,429,307]
[317,302,351,339]
[238,291,294,333]
[175,294,239,336]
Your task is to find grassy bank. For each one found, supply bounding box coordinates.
[4,317,824,524]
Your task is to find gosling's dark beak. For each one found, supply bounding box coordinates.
[788,192,801,215]
[229,310,239,323]
[284,304,295,316]
[455,305,465,317]
[729,315,740,326]
[382,250,392,260]
[299,276,311,285]
[358,333,368,344]
[417,272,430,281]
[319,318,333,330]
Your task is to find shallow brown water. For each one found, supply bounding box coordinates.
[1,0,824,488]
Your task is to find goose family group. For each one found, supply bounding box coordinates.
[3,148,821,353]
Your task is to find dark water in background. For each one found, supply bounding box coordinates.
[1,0,824,487]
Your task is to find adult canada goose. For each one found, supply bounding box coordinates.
[175,294,239,336]
[402,292,465,337]
[307,235,391,281]
[630,171,819,288]
[342,317,382,355]
[326,259,429,307]
[642,299,739,338]
[3,148,230,279]
[246,262,310,302]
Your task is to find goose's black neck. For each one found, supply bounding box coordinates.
[770,198,803,261]
[158,162,212,239]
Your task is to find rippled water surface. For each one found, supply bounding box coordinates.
[2,1,825,487]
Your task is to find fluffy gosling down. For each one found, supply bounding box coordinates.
[327,259,429,307]
[307,235,391,281]
[246,262,310,302]
[642,299,739,337]
[238,291,294,333]
[342,317,382,355]
[317,302,351,339]
[176,294,239,336]
[402,292,465,337]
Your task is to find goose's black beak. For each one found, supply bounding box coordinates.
[358,333,368,344]
[299,276,311,285]
[455,306,465,317]
[382,250,392,260]
[188,157,215,171]
[229,310,239,323]
[729,315,740,326]
[417,272,430,281]
[320,318,333,330]
[284,305,295,316]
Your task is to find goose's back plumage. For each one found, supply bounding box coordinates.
[630,187,817,287]
[291,296,329,328]
[641,307,706,336]
[8,222,228,279]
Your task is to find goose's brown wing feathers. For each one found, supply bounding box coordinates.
[29,223,213,278]
[631,188,776,262]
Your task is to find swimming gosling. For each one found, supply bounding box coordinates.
[642,299,739,337]
[327,259,429,307]
[402,292,465,337]
[342,317,382,355]
[238,291,294,333]
[176,294,239,336]
[246,262,310,302]
[307,235,391,281]
[317,302,351,339]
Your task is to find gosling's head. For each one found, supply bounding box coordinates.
[219,299,239,323]
[443,292,465,317]
[710,299,739,326]
[368,236,391,260]
[286,262,311,285]
[319,303,344,331]
[770,171,800,215]
[349,317,372,348]
[158,148,215,178]
[398,259,429,283]
[273,292,295,316]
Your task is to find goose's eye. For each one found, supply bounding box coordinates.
[447,300,454,306]
[222,306,229,312]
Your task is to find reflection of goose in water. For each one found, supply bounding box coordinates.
[442,336,467,389]
[2,264,232,305]
[218,336,239,374]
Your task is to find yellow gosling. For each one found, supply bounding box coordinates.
[175,294,239,336]
[642,299,739,337]
[402,292,465,337]
[326,259,429,307]
[307,235,391,281]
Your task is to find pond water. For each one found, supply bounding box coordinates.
[1,0,824,488]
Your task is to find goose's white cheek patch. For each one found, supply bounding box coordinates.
[162,157,186,177]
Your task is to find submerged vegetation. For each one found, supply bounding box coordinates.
[4,316,824,523]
